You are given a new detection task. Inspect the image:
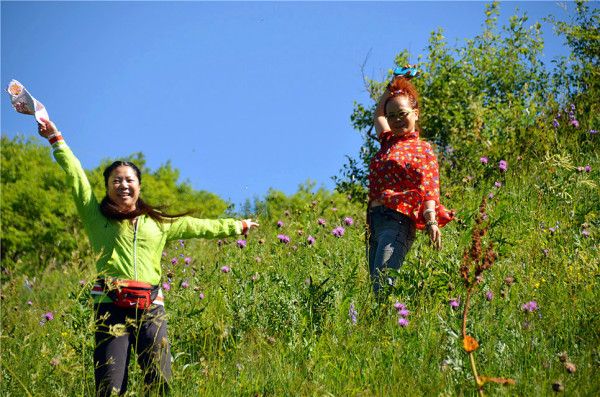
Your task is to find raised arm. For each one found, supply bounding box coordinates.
[38,118,101,222]
[374,88,392,137]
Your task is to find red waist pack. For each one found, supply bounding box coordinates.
[104,280,158,310]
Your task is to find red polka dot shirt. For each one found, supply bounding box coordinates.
[368,130,454,230]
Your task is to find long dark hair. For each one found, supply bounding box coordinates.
[100,161,190,222]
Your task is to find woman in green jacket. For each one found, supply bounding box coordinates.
[37,118,258,396]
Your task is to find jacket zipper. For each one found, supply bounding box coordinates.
[133,219,139,280]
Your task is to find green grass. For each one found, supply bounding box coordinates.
[1,154,599,396]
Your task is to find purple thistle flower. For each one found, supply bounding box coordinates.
[171,258,178,265]
[521,301,539,312]
[480,156,489,164]
[180,280,189,289]
[332,226,345,238]
[570,103,576,111]
[398,318,409,327]
[184,257,192,265]
[585,165,591,172]
[162,282,171,291]
[27,300,33,306]
[590,129,597,134]
[179,240,185,247]
[570,119,580,128]
[344,217,354,226]
[277,220,284,228]
[277,234,290,244]
[199,292,205,300]
[43,312,54,322]
[236,239,247,249]
[348,303,358,325]
[221,265,231,273]
[488,192,494,199]
[494,181,502,188]
[485,291,493,301]
[577,166,585,172]
[557,112,562,119]
[449,299,460,309]
[552,119,559,128]
[307,235,316,245]
[318,218,326,226]
[499,160,508,172]
[393,302,406,311]
[582,229,590,238]
[398,309,410,318]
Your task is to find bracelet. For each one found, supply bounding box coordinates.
[426,220,438,228]
[48,132,63,145]
[423,208,436,217]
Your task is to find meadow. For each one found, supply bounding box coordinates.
[1,149,598,395]
[1,1,599,395]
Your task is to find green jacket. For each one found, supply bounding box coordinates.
[53,141,244,289]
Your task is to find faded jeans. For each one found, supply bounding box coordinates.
[367,205,416,295]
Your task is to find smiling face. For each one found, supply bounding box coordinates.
[385,95,419,134]
[106,165,140,213]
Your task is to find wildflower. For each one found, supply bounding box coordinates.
[449,299,460,309]
[318,218,326,226]
[585,165,591,172]
[199,292,205,300]
[393,302,406,311]
[542,248,549,256]
[521,301,538,312]
[577,166,585,172]
[171,258,177,265]
[494,181,502,188]
[480,156,488,164]
[179,240,185,247]
[162,282,171,291]
[570,103,576,111]
[307,235,316,245]
[162,251,167,257]
[582,229,590,238]
[590,129,597,134]
[348,303,358,325]
[549,227,556,234]
[552,119,559,128]
[277,220,284,228]
[398,308,410,318]
[27,300,33,306]
[43,312,54,321]
[50,357,60,367]
[398,318,409,327]
[485,291,493,301]
[236,239,247,249]
[277,234,290,244]
[332,226,345,238]
[332,207,338,212]
[344,217,354,226]
[251,273,259,281]
[180,280,189,289]
[488,192,494,199]
[570,119,579,128]
[79,279,87,286]
[184,257,192,265]
[499,160,508,172]
[221,265,231,273]
[217,239,223,247]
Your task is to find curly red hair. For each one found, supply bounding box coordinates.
[385,77,419,110]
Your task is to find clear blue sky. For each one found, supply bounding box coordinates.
[1,1,580,208]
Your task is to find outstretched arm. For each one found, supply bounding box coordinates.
[166,217,259,241]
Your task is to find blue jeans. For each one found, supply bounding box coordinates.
[367,205,416,294]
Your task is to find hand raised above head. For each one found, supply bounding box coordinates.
[37,118,59,139]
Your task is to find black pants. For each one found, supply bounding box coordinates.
[94,303,171,396]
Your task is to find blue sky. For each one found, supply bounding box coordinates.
[1,1,581,208]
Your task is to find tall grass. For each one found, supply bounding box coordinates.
[1,151,598,396]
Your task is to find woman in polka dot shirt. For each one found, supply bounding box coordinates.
[367,69,453,294]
